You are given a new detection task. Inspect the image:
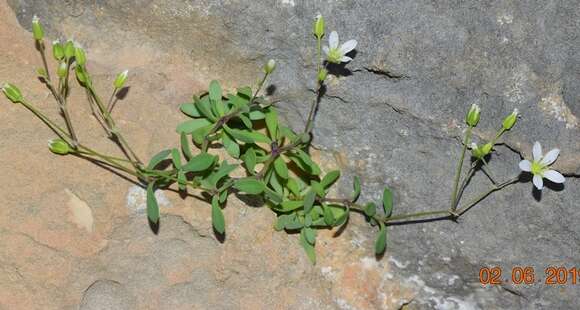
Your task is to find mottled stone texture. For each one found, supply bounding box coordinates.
[2,0,580,309]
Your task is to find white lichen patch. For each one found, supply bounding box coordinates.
[496,13,513,25]
[538,94,578,129]
[126,185,172,214]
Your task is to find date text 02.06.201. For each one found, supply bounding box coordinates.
[479,266,579,285]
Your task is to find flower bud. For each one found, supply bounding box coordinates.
[57,61,67,78]
[502,108,518,130]
[264,59,276,74]
[37,68,48,79]
[64,40,75,60]
[114,70,128,89]
[74,46,86,66]
[2,83,23,103]
[75,65,89,85]
[32,15,44,41]
[481,142,493,156]
[52,40,64,60]
[314,14,325,38]
[470,143,482,159]
[317,68,328,82]
[48,139,70,155]
[466,104,480,127]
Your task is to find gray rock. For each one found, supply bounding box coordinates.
[8,0,580,309]
[80,280,136,310]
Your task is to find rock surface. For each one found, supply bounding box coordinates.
[1,0,579,309]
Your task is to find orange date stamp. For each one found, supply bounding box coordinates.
[479,266,579,285]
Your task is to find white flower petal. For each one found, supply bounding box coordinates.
[329,31,339,49]
[532,141,542,161]
[340,56,353,62]
[543,170,565,184]
[519,160,532,172]
[540,148,560,166]
[339,39,357,54]
[533,175,544,190]
[322,46,330,56]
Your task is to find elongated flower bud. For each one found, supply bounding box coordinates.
[74,46,86,66]
[48,139,70,155]
[114,70,128,89]
[64,40,75,60]
[466,104,480,127]
[57,61,67,78]
[32,15,44,41]
[52,40,64,60]
[2,83,23,103]
[502,108,518,130]
[314,14,325,38]
[264,59,276,74]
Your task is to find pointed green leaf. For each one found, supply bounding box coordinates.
[280,200,304,212]
[180,102,201,117]
[191,124,214,145]
[273,157,288,179]
[382,187,393,217]
[237,86,252,99]
[147,149,171,170]
[299,229,316,264]
[264,107,278,139]
[211,196,225,234]
[287,178,301,197]
[239,114,253,129]
[207,161,237,188]
[209,80,222,102]
[364,202,377,217]
[222,132,240,158]
[303,190,316,214]
[287,150,321,175]
[321,170,340,189]
[224,126,271,144]
[219,190,229,204]
[304,227,316,245]
[177,170,187,191]
[242,148,257,174]
[375,223,387,255]
[146,182,160,224]
[176,118,213,134]
[248,110,266,120]
[310,181,325,197]
[352,176,361,202]
[323,205,335,226]
[233,178,265,194]
[194,96,216,121]
[171,148,181,168]
[263,187,283,204]
[274,214,289,231]
[181,153,216,172]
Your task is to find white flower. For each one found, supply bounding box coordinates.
[323,31,357,64]
[519,141,565,190]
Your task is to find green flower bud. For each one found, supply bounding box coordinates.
[32,15,44,41]
[2,83,23,103]
[52,40,64,60]
[64,40,75,60]
[75,65,89,85]
[471,142,492,159]
[114,70,128,89]
[57,61,67,78]
[317,68,328,82]
[48,139,70,155]
[502,108,518,130]
[481,142,493,156]
[37,68,48,79]
[314,14,325,38]
[74,46,87,66]
[264,59,276,74]
[466,104,480,127]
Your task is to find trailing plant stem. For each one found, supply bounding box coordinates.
[450,126,473,211]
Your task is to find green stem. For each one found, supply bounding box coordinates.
[106,88,118,116]
[450,126,473,211]
[304,37,323,136]
[38,41,51,82]
[480,158,497,184]
[455,177,519,216]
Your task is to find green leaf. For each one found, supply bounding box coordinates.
[287,150,321,175]
[248,110,266,120]
[177,170,187,191]
[323,205,335,226]
[180,132,193,160]
[171,148,181,168]
[239,114,253,129]
[191,124,213,145]
[224,126,271,144]
[209,80,222,102]
[264,107,278,139]
[280,200,304,212]
[180,102,201,117]
[333,206,349,227]
[146,182,160,224]
[233,178,265,194]
[321,170,340,189]
[181,153,216,172]
[374,223,387,255]
[304,227,316,245]
[147,149,171,170]
[274,214,289,231]
[176,118,213,134]
[194,96,216,121]
[299,229,316,264]
[382,187,393,217]
[286,178,301,197]
[352,176,361,202]
[310,181,326,197]
[242,148,257,174]
[211,196,225,234]
[273,157,288,179]
[207,161,237,188]
[237,86,252,99]
[280,126,298,142]
[303,190,316,214]
[219,190,228,204]
[364,202,377,217]
[269,172,284,195]
[284,214,303,230]
[263,187,283,204]
[222,132,240,158]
